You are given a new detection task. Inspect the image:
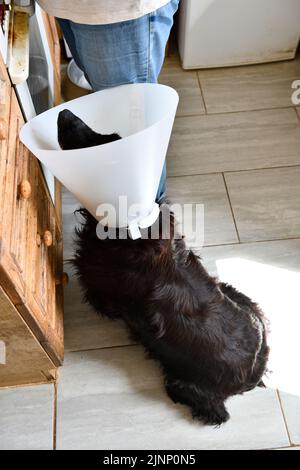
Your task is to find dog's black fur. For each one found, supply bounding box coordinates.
[58,109,122,150]
[58,109,269,426]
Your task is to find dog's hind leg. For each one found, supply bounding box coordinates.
[191,398,229,426]
[165,380,229,426]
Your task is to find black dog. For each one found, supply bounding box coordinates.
[58,109,269,426]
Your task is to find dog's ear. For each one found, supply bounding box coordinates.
[58,109,96,150]
[57,109,121,150]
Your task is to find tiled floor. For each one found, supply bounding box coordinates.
[197,58,300,113]
[0,385,54,450]
[1,49,300,450]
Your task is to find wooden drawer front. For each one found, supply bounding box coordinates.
[0,92,30,303]
[36,160,51,317]
[0,55,64,372]
[26,156,53,323]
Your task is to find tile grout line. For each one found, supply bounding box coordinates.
[66,343,139,355]
[53,381,57,451]
[276,389,293,447]
[173,104,299,119]
[196,73,208,114]
[167,163,300,179]
[168,171,223,179]
[201,235,300,247]
[222,173,241,243]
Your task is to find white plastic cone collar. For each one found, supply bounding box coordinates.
[20,84,178,238]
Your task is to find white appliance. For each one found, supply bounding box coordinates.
[178,0,300,69]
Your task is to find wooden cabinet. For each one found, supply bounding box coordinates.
[1,91,29,305]
[0,53,64,387]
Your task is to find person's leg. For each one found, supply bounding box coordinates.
[148,0,180,82]
[57,18,87,78]
[66,17,150,90]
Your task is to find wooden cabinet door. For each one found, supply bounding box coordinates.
[0,59,13,296]
[26,155,51,320]
[0,52,64,384]
[0,91,30,305]
[0,53,64,370]
[22,154,64,365]
[45,202,64,362]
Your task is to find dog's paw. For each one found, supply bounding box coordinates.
[192,403,230,427]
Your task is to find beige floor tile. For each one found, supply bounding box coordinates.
[167,109,300,176]
[199,239,300,446]
[56,349,288,450]
[224,167,300,242]
[0,385,54,450]
[200,239,300,394]
[279,393,300,446]
[200,239,300,276]
[167,174,238,246]
[296,108,300,120]
[198,57,300,113]
[159,55,205,117]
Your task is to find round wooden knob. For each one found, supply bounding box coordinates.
[19,180,32,200]
[37,230,53,247]
[56,272,69,287]
[43,230,53,247]
[0,118,7,140]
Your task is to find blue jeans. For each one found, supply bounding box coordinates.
[58,0,180,202]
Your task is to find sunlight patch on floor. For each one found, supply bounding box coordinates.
[215,258,300,397]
